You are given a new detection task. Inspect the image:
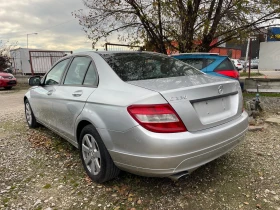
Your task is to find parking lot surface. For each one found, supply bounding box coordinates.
[0,89,280,210]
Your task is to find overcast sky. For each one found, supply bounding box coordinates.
[0,0,109,52]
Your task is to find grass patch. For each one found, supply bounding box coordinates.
[0,121,27,136]
[243,92,280,98]
[0,83,30,93]
[43,183,51,189]
[14,83,30,90]
[240,72,263,77]
[2,197,10,204]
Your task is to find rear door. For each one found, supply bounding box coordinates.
[51,56,98,140]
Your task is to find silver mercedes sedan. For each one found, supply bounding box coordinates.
[24,51,248,183]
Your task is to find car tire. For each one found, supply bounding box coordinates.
[24,99,39,128]
[79,125,120,183]
[4,87,12,90]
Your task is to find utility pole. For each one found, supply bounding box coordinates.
[27,33,38,48]
[248,37,252,78]
[244,38,250,73]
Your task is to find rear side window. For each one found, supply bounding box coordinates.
[83,63,98,86]
[100,53,202,81]
[179,58,215,70]
[64,57,92,85]
[215,58,236,71]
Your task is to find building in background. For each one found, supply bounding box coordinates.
[225,32,266,59]
[10,48,72,75]
[259,27,280,70]
[166,38,242,59]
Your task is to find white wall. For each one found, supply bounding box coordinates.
[10,48,66,74]
[259,42,280,70]
[20,48,31,74]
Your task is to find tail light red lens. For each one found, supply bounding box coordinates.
[127,104,187,133]
[214,69,239,79]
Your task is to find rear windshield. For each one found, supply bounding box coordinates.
[100,53,202,81]
[215,58,236,71]
[178,58,215,70]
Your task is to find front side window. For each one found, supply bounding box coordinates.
[64,57,92,85]
[100,53,202,81]
[45,58,70,85]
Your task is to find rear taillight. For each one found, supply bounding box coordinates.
[127,104,187,133]
[214,69,239,79]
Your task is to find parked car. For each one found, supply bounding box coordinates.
[250,59,259,69]
[25,51,248,183]
[238,59,247,67]
[4,67,14,74]
[0,72,17,89]
[231,59,243,71]
[171,53,240,80]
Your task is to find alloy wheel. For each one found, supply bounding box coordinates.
[82,134,101,175]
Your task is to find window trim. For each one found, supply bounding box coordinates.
[61,55,99,88]
[42,57,71,86]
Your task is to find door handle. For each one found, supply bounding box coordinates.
[72,90,83,97]
[47,90,53,95]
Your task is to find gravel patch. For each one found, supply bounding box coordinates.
[0,90,279,209]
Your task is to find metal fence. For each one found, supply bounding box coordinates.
[29,51,72,76]
[105,43,144,51]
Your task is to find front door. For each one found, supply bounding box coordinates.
[30,58,71,127]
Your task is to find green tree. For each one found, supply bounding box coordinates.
[74,0,280,53]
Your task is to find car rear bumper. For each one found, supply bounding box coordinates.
[105,111,248,177]
[0,79,17,87]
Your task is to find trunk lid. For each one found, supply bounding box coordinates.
[127,74,243,132]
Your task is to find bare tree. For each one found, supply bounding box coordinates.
[74,0,280,53]
[0,40,17,71]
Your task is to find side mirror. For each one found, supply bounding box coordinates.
[29,76,41,86]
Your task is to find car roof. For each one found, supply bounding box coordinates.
[171,53,228,59]
[78,51,159,56]
[58,51,160,61]
[173,52,220,55]
[96,51,149,54]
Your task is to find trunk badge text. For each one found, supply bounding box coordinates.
[218,85,223,94]
[170,95,188,101]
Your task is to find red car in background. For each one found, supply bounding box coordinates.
[0,72,17,90]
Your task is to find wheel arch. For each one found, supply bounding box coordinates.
[75,118,115,151]
[76,120,92,144]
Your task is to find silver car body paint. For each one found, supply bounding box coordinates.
[25,51,248,178]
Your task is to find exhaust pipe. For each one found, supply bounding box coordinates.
[168,170,189,181]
